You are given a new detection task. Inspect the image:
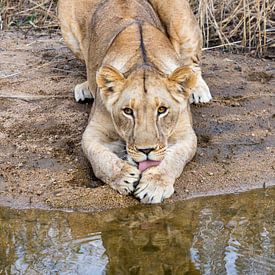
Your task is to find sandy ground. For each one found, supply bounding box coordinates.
[0,31,274,212]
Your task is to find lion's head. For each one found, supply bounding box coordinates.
[96,65,196,166]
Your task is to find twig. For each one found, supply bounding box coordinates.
[52,67,85,76]
[0,72,21,79]
[203,41,242,50]
[0,94,74,101]
[212,94,275,104]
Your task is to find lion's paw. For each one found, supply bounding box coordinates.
[190,76,212,104]
[112,166,140,195]
[74,81,93,103]
[134,169,175,204]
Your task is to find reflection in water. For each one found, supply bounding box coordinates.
[0,188,274,274]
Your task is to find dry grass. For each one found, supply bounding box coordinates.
[190,0,275,56]
[0,0,274,57]
[0,0,58,30]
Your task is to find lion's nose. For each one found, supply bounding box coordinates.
[137,147,155,155]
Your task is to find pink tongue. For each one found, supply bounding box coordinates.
[138,160,161,172]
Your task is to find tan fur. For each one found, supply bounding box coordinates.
[58,0,210,203]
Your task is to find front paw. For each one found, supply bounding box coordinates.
[111,165,141,195]
[74,82,93,103]
[134,168,175,204]
[189,76,212,104]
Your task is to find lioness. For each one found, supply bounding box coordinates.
[58,0,212,203]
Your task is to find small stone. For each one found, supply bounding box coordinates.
[234,65,242,72]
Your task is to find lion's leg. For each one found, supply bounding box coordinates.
[74,81,94,103]
[58,14,84,61]
[149,0,212,104]
[59,1,94,103]
[82,123,141,195]
[135,125,197,204]
[59,25,95,102]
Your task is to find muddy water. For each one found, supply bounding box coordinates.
[1,188,274,274]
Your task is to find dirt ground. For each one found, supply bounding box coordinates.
[0,30,274,212]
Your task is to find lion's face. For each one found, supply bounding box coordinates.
[96,65,196,163]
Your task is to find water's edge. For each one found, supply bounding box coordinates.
[0,180,274,213]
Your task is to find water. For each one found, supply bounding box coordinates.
[0,188,274,275]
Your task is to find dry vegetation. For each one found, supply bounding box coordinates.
[0,0,274,56]
[190,0,274,57]
[0,0,58,30]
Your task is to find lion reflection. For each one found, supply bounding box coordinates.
[1,189,274,274]
[69,203,201,274]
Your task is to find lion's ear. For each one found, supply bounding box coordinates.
[96,65,125,93]
[168,67,197,97]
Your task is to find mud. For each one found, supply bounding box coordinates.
[0,31,274,212]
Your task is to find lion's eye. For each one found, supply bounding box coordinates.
[123,107,134,116]
[158,106,168,115]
